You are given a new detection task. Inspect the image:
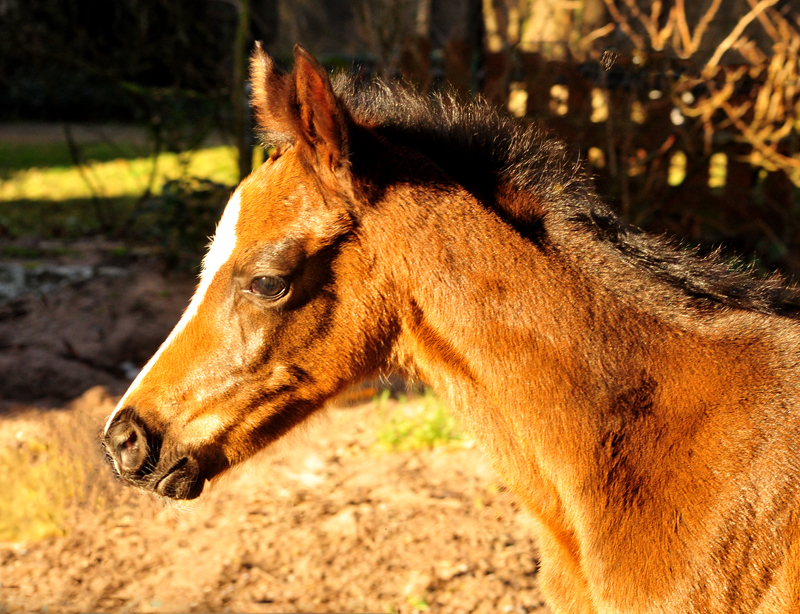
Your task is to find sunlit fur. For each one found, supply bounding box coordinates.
[105,44,800,613]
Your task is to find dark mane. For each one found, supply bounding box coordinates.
[332,74,800,319]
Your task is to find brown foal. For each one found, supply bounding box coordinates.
[104,44,800,613]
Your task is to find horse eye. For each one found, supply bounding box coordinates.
[249,276,288,300]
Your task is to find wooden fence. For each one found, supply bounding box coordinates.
[477,49,800,277]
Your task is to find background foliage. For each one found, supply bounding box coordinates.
[1,0,798,275]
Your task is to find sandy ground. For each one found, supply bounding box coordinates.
[0,240,549,613]
[0,392,549,614]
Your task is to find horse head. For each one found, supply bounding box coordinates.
[103,45,394,499]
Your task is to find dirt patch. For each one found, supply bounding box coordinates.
[0,240,196,405]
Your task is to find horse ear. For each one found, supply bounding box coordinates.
[250,41,296,146]
[291,44,348,173]
[250,43,349,175]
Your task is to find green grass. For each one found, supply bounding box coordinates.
[0,244,51,259]
[0,141,154,175]
[406,594,431,611]
[0,146,238,202]
[374,388,464,451]
[0,144,242,239]
[0,197,131,238]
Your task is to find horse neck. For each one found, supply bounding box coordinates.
[353,148,800,603]
[368,180,643,392]
[359,171,769,495]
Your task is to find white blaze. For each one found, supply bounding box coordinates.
[104,190,242,434]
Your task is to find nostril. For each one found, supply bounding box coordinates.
[106,418,149,476]
[119,429,140,471]
[155,456,203,500]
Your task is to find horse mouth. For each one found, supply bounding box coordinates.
[154,456,204,500]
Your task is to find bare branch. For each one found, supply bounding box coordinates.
[721,98,800,171]
[705,0,781,74]
[603,0,800,186]
[689,0,724,55]
[63,123,110,232]
[732,36,768,65]
[674,0,692,54]
[603,0,645,49]
[580,23,616,48]
[744,0,781,41]
[620,0,667,48]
